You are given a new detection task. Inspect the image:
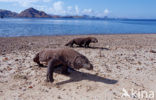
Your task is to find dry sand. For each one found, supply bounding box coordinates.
[0,34,156,100]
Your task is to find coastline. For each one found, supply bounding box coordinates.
[0,34,156,100]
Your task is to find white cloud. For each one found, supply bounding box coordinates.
[47,3,109,17]
[82,9,93,15]
[75,5,79,15]
[93,9,110,17]
[67,6,72,11]
[46,2,80,16]
[66,6,73,15]
[0,0,50,7]
[104,9,109,15]
[50,1,66,15]
[53,1,63,12]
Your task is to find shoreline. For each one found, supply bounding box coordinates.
[0,33,156,38]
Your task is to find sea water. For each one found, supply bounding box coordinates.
[0,18,156,37]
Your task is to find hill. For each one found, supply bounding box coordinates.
[0,9,17,18]
[17,8,53,18]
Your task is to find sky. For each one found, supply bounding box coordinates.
[0,0,156,19]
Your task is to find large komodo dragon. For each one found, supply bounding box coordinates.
[33,48,93,82]
[65,37,98,47]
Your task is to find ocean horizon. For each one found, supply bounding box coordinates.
[0,18,156,37]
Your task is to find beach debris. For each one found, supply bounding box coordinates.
[7,67,12,71]
[40,88,49,92]
[106,69,112,72]
[138,61,142,65]
[113,92,117,96]
[86,86,92,92]
[14,74,28,80]
[136,68,143,71]
[116,66,120,69]
[28,86,33,88]
[19,87,22,89]
[0,70,3,73]
[62,88,66,91]
[15,59,19,61]
[151,58,154,61]
[106,66,112,72]
[3,57,8,61]
[76,85,82,89]
[57,95,62,99]
[28,42,34,45]
[150,50,156,53]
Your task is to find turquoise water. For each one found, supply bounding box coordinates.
[0,18,156,37]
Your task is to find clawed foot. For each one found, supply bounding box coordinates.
[47,74,54,82]
[38,64,44,67]
[39,64,47,68]
[46,78,54,83]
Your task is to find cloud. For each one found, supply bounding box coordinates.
[66,6,73,15]
[46,2,80,16]
[75,5,79,15]
[46,2,109,17]
[104,9,109,15]
[92,9,110,17]
[53,1,64,12]
[49,1,66,15]
[67,6,72,11]
[82,9,93,15]
[0,0,50,7]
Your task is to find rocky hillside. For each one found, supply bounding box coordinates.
[0,8,60,18]
[17,8,53,18]
[0,9,17,18]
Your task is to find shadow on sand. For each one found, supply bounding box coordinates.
[35,65,118,85]
[55,68,118,85]
[73,46,110,50]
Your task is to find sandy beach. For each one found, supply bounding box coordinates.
[0,34,156,100]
